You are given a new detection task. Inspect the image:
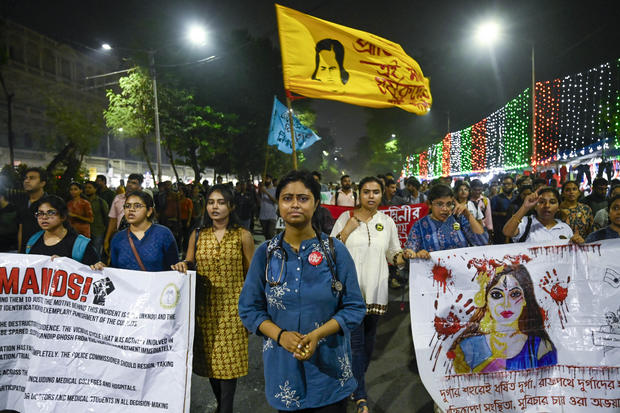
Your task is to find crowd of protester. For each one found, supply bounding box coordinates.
[1,165,619,413]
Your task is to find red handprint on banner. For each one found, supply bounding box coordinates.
[539,269,571,328]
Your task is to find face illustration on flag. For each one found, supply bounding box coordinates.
[275,4,432,114]
[311,38,349,92]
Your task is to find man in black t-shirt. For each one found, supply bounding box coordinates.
[16,167,47,252]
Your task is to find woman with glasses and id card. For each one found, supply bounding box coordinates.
[91,191,178,271]
[406,184,488,259]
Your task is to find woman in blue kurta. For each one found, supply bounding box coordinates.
[92,191,178,271]
[239,170,366,412]
[406,184,488,255]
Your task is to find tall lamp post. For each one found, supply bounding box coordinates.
[102,24,208,183]
[475,21,536,171]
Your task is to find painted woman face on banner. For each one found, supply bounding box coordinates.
[487,273,526,327]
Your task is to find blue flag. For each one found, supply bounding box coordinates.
[267,96,321,154]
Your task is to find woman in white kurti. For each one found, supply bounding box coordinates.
[331,176,414,413]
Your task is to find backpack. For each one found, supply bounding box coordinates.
[25,230,91,263]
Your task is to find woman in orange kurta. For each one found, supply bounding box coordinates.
[67,182,94,238]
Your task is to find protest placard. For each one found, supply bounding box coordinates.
[410,240,620,412]
[0,253,195,413]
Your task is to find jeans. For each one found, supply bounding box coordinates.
[351,314,380,401]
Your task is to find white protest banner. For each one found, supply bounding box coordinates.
[0,253,195,413]
[410,240,620,412]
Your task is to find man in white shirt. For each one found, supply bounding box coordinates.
[259,174,278,240]
[331,175,357,206]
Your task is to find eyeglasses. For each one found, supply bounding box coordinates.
[432,202,455,210]
[123,203,145,210]
[35,210,59,218]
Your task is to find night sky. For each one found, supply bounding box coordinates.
[7,0,619,153]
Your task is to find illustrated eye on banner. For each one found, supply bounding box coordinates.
[409,240,620,412]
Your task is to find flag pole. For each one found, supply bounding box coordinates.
[263,140,270,178]
[286,96,298,170]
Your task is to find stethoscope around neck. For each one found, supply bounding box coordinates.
[265,229,343,294]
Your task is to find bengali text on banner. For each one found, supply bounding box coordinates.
[275,4,432,114]
[410,240,620,412]
[322,203,428,248]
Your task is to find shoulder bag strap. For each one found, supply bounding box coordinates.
[25,230,45,254]
[126,230,147,271]
[518,216,533,243]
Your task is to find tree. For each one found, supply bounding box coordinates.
[104,68,157,180]
[44,95,104,194]
[158,86,243,182]
[359,107,439,177]
[174,30,284,178]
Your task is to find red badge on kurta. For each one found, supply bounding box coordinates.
[308,251,323,266]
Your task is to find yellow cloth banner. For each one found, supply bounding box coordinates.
[275,4,432,114]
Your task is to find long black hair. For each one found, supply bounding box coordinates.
[202,184,241,230]
[311,38,349,84]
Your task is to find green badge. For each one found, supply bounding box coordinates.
[375,223,384,231]
[453,222,461,231]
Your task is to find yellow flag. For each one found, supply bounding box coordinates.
[275,4,432,114]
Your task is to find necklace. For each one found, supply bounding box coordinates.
[44,228,67,246]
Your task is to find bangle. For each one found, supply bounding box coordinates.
[393,252,402,266]
[277,329,286,346]
[335,233,342,241]
[184,260,195,270]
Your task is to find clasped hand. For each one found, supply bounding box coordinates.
[279,330,319,361]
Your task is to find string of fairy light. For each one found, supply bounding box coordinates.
[402,58,620,179]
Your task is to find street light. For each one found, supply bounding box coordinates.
[101,23,208,183]
[187,24,208,46]
[474,19,536,169]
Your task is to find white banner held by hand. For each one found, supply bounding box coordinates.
[410,240,620,412]
[0,253,195,413]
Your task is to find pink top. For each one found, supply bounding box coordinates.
[470,195,493,231]
[108,194,127,229]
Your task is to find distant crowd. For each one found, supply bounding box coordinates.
[1,165,619,413]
